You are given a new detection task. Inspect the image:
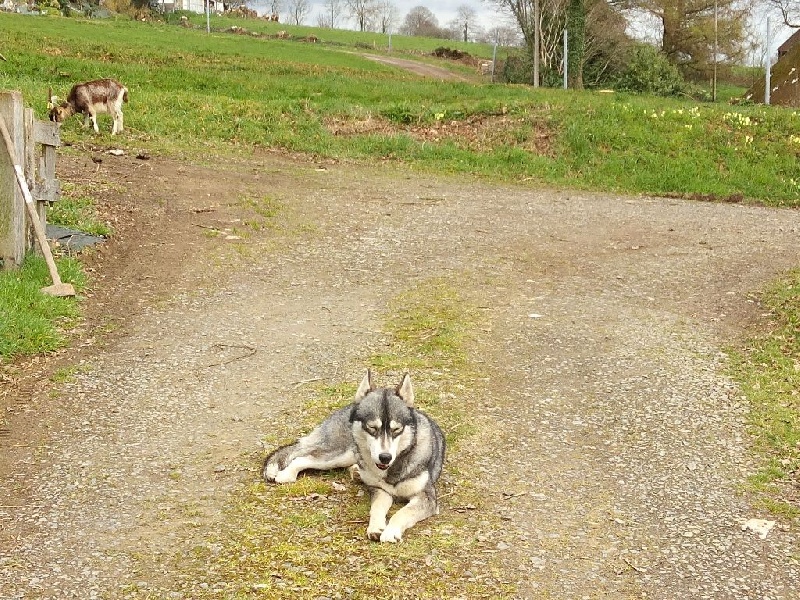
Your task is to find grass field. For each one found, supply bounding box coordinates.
[1,13,798,206]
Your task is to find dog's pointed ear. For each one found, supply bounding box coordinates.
[47,88,55,110]
[353,369,375,403]
[396,372,414,408]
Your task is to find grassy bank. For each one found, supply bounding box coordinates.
[1,13,798,206]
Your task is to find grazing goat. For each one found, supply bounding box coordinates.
[49,79,129,135]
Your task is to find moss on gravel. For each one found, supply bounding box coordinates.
[120,276,514,599]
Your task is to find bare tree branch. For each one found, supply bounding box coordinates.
[767,0,800,27]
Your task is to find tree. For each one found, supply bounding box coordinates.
[566,0,587,87]
[267,0,282,18]
[624,0,751,78]
[287,0,310,24]
[489,0,630,86]
[768,0,800,26]
[401,5,448,37]
[487,0,555,84]
[455,4,478,41]
[347,0,379,31]
[482,25,524,45]
[572,0,630,86]
[375,0,399,33]
[318,0,345,27]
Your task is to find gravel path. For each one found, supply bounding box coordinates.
[1,155,798,598]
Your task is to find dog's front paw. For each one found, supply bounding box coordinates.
[379,525,403,543]
[273,470,297,484]
[366,524,385,541]
[263,463,279,483]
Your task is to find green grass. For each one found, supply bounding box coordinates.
[238,194,283,231]
[714,82,747,104]
[0,254,85,362]
[50,363,90,383]
[50,182,114,237]
[0,180,100,363]
[1,13,798,205]
[730,270,800,520]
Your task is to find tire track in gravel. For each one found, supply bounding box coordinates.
[1,154,799,598]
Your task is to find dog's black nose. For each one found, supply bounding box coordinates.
[378,453,392,465]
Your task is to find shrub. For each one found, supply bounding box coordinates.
[499,52,534,85]
[614,43,687,96]
[103,0,152,19]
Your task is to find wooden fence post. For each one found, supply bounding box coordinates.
[0,90,26,269]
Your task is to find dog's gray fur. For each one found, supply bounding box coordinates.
[263,370,445,543]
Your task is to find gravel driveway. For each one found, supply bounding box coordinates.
[1,153,798,598]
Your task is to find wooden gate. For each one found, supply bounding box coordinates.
[0,90,61,269]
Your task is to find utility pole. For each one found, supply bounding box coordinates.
[563,29,568,89]
[491,39,498,83]
[765,18,771,105]
[712,0,718,102]
[533,0,540,87]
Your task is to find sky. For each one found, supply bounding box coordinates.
[251,0,794,55]
[250,0,509,32]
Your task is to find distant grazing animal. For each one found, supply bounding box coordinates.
[48,79,129,135]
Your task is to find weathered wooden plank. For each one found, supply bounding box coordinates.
[24,107,45,252]
[33,119,60,147]
[36,144,60,203]
[0,90,26,269]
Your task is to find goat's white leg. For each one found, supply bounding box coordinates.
[112,110,123,135]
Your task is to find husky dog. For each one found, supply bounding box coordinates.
[263,370,445,543]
